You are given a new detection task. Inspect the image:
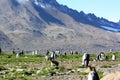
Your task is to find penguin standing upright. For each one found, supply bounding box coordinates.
[112,53,116,61]
[88,66,100,80]
[50,51,56,61]
[82,53,90,67]
[16,53,19,58]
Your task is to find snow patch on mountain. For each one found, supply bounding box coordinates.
[34,0,39,5]
[40,3,52,8]
[101,26,120,32]
[16,0,29,4]
[33,0,53,8]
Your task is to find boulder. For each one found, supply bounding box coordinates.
[101,72,120,80]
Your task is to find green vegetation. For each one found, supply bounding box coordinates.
[97,71,104,79]
[100,65,112,68]
[78,72,88,75]
[0,65,6,71]
[0,52,119,79]
[67,65,86,71]
[57,54,82,61]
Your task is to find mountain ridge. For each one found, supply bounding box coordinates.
[34,0,120,32]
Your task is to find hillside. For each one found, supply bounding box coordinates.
[0,0,120,53]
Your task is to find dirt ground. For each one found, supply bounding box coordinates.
[34,61,120,80]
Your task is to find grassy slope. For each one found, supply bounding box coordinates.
[0,52,120,80]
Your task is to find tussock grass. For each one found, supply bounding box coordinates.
[97,71,104,79]
[100,65,112,68]
[78,72,88,75]
[57,54,82,61]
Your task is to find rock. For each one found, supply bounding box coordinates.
[36,70,41,74]
[118,64,120,66]
[103,72,109,76]
[77,68,85,72]
[16,69,24,72]
[76,69,81,72]
[0,71,6,75]
[101,72,120,80]
[85,67,91,73]
[65,71,72,75]
[56,72,64,76]
[10,68,15,71]
[71,69,76,73]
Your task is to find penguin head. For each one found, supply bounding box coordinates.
[85,66,96,73]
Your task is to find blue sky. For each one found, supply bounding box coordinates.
[56,0,120,22]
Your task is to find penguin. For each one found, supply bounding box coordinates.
[44,55,49,61]
[82,53,90,67]
[112,53,116,61]
[51,60,59,67]
[50,59,59,69]
[87,66,100,80]
[16,53,19,58]
[50,51,56,61]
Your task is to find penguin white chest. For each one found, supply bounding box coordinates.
[88,71,94,80]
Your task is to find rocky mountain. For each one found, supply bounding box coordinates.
[0,0,120,53]
[118,20,120,25]
[37,0,120,32]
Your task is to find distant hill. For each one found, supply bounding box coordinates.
[0,0,120,53]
